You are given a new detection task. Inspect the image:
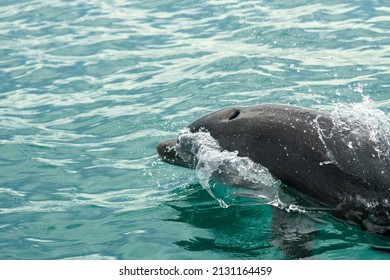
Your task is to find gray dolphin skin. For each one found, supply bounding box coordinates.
[157,104,390,235]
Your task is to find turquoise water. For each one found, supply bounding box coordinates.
[0,0,389,260]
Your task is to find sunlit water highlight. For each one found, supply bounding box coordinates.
[0,0,389,259]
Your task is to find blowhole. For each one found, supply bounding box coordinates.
[229,109,240,120]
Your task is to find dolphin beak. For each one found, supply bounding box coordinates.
[157,138,194,168]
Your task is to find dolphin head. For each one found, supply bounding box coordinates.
[156,104,328,182]
[156,106,273,168]
[156,107,245,168]
[157,138,196,168]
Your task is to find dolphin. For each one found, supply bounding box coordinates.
[157,104,390,236]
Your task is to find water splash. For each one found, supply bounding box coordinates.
[314,97,389,188]
[331,96,390,162]
[176,129,304,210]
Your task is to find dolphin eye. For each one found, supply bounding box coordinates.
[229,109,240,120]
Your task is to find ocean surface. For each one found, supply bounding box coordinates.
[0,0,389,260]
